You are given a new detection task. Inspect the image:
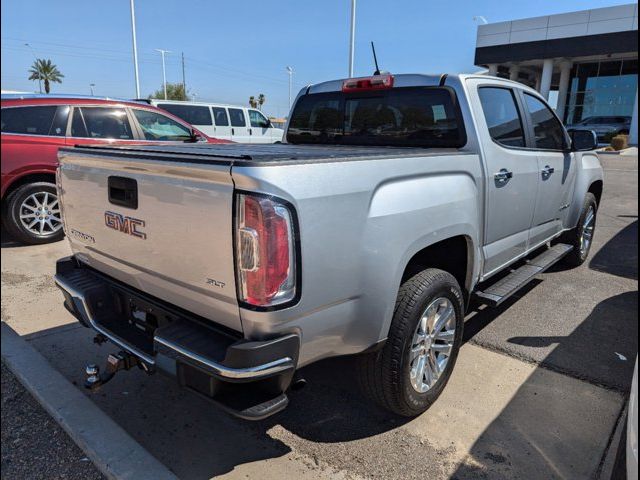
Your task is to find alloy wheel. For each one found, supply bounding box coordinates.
[408,297,457,393]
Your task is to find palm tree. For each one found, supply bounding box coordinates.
[249,96,258,108]
[258,94,266,111]
[28,59,64,94]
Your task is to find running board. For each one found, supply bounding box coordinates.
[475,243,573,307]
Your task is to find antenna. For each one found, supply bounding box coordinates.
[371,42,381,75]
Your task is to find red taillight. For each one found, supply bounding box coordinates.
[342,74,394,92]
[235,193,296,308]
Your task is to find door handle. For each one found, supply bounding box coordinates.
[249,128,252,135]
[541,165,555,176]
[232,128,235,135]
[494,169,513,182]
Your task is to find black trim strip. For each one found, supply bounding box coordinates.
[475,31,638,65]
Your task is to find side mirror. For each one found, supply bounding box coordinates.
[569,129,598,152]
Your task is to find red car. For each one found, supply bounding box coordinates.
[1,95,226,244]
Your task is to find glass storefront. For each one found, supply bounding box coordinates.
[564,58,638,124]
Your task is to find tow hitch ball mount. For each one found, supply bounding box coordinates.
[84,349,150,391]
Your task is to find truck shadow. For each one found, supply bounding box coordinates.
[451,291,637,479]
[589,220,638,280]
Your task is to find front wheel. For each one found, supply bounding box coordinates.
[561,192,598,267]
[3,182,64,245]
[357,269,464,417]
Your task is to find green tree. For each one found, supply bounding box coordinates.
[248,94,266,110]
[149,83,190,101]
[28,59,64,94]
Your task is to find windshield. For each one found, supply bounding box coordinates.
[287,87,466,148]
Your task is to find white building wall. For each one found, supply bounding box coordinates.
[476,4,638,47]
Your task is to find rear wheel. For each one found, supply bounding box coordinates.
[562,192,597,267]
[357,269,464,416]
[3,182,64,245]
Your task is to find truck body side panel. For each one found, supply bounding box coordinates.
[231,153,483,367]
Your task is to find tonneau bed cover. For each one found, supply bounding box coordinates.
[60,143,464,166]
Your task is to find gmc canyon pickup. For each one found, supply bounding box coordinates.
[54,73,603,420]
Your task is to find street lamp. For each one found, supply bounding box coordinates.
[24,43,42,93]
[348,0,356,77]
[286,66,293,113]
[155,49,171,100]
[129,0,141,98]
[90,83,96,96]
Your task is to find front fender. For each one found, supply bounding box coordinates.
[566,153,604,229]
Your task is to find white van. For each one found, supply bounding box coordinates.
[149,100,284,143]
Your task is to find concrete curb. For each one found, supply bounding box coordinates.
[1,322,178,480]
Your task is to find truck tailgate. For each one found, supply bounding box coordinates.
[57,147,241,332]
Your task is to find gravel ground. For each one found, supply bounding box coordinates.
[1,361,104,480]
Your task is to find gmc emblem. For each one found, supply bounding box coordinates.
[104,211,146,239]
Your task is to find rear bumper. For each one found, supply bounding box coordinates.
[54,256,299,420]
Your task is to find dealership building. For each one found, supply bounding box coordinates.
[475,3,638,144]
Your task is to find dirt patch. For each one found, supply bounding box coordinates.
[1,362,104,480]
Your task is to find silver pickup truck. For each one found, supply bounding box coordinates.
[54,73,603,420]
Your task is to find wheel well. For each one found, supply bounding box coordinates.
[2,173,56,202]
[401,236,471,300]
[588,180,603,206]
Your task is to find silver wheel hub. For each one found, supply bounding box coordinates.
[409,297,456,393]
[19,191,62,237]
[579,206,595,257]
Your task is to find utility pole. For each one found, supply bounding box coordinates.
[155,49,171,100]
[348,0,356,77]
[129,0,141,98]
[181,52,186,94]
[286,66,293,113]
[24,43,42,93]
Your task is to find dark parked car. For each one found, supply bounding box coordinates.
[1,95,227,244]
[567,116,631,143]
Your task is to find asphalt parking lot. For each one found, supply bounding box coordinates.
[1,153,637,480]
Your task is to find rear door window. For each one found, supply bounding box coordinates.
[212,107,229,126]
[228,108,246,127]
[72,107,134,140]
[478,87,526,148]
[523,94,567,150]
[1,106,59,135]
[156,103,212,126]
[287,87,465,147]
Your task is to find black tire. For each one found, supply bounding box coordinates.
[357,269,464,417]
[3,182,64,245]
[561,192,598,268]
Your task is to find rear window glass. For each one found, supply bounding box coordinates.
[73,107,134,140]
[287,87,465,147]
[1,106,59,135]
[157,103,212,126]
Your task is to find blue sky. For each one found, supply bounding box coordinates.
[1,0,631,116]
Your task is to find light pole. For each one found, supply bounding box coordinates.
[155,49,171,100]
[90,83,96,96]
[24,43,42,93]
[348,0,356,77]
[286,66,293,113]
[129,0,141,98]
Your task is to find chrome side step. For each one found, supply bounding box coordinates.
[475,243,573,307]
